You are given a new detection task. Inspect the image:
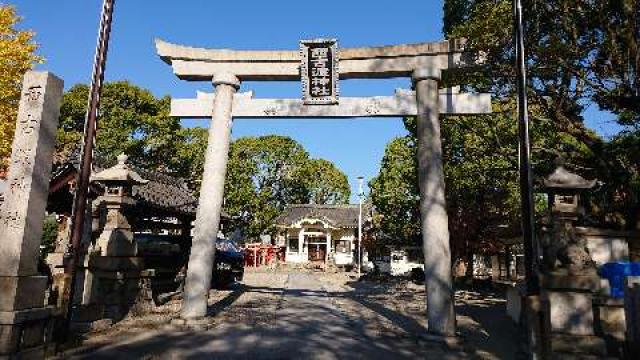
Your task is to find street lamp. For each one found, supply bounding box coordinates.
[357,176,364,277]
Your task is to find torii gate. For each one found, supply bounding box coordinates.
[156,38,491,339]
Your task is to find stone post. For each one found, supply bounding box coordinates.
[324,232,329,267]
[625,276,640,355]
[413,68,456,338]
[298,229,304,258]
[181,73,240,320]
[0,71,63,358]
[491,255,501,282]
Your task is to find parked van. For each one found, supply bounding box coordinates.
[372,246,424,276]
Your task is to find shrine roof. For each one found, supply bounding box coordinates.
[275,204,368,229]
[51,153,201,218]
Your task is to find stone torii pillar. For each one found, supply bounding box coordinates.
[413,68,456,338]
[181,73,240,320]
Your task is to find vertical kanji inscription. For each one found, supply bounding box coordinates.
[0,72,63,277]
[300,39,339,105]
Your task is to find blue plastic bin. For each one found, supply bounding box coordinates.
[599,262,640,298]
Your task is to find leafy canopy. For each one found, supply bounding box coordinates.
[224,135,351,240]
[445,0,638,135]
[444,0,639,228]
[371,98,597,258]
[0,5,42,167]
[58,82,181,170]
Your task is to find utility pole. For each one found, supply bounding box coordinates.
[62,0,116,341]
[357,176,364,277]
[514,0,539,297]
[514,0,543,358]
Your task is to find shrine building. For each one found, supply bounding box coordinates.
[274,204,366,267]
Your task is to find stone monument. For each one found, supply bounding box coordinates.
[539,159,607,357]
[0,71,63,359]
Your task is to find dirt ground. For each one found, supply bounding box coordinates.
[59,268,520,360]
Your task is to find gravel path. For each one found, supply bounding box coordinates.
[62,270,517,360]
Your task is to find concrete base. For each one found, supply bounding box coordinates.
[546,291,596,335]
[85,255,144,322]
[506,283,524,323]
[594,298,626,341]
[0,277,48,312]
[45,252,65,275]
[0,307,51,358]
[0,344,45,360]
[541,274,608,358]
[169,317,215,331]
[540,273,600,291]
[551,333,607,357]
[418,332,462,350]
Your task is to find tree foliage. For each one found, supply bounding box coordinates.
[442,0,640,229]
[369,136,420,245]
[294,159,351,205]
[373,0,640,262]
[172,127,209,190]
[0,5,42,167]
[58,82,181,170]
[40,215,58,258]
[371,99,598,261]
[224,135,350,239]
[445,0,639,129]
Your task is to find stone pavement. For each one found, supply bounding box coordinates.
[63,270,516,359]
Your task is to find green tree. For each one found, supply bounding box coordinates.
[443,1,639,147]
[444,0,640,228]
[294,159,350,205]
[0,5,42,167]
[369,136,420,246]
[58,82,181,170]
[172,127,209,190]
[371,99,598,265]
[58,81,350,238]
[443,0,640,143]
[223,135,350,239]
[586,0,639,126]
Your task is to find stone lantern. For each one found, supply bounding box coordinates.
[91,154,148,257]
[540,159,606,357]
[84,154,149,322]
[542,159,597,274]
[544,159,596,222]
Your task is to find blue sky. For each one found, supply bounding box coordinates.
[11,0,622,202]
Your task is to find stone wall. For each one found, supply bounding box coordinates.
[576,227,633,265]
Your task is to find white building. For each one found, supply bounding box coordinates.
[274,204,363,267]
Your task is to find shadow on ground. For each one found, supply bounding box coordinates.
[64,273,518,360]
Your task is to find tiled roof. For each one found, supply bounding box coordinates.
[130,166,198,216]
[275,204,362,228]
[51,152,198,217]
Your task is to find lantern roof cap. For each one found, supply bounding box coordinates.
[543,159,596,190]
[91,154,149,185]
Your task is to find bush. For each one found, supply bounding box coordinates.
[41,215,58,258]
